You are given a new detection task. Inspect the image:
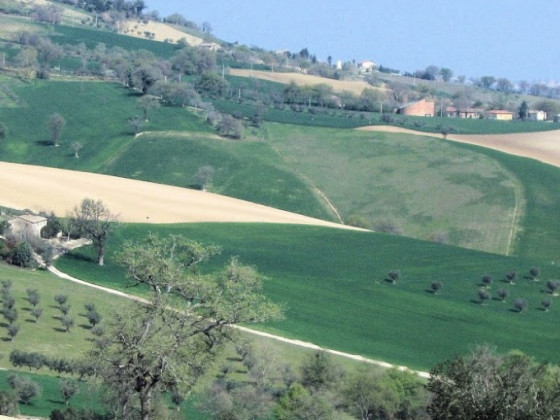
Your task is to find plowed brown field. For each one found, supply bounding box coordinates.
[0,162,350,229]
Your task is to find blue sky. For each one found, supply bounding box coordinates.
[148,0,559,83]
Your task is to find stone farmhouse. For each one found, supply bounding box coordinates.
[7,214,47,240]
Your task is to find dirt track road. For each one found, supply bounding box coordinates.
[0,161,351,229]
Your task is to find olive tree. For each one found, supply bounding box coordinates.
[88,234,283,420]
[71,198,119,266]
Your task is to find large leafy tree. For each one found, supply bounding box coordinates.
[89,234,283,420]
[427,346,560,420]
[71,198,119,266]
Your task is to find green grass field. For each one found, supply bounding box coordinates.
[55,223,560,371]
[0,263,132,363]
[265,124,522,254]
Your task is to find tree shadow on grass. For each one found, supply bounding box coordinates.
[63,252,95,263]
[53,327,67,333]
[79,324,92,330]
[35,139,56,147]
[47,399,65,405]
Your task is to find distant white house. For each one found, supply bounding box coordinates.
[528,110,547,121]
[7,214,47,240]
[197,42,221,52]
[358,60,377,72]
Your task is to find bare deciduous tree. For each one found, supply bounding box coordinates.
[48,113,66,147]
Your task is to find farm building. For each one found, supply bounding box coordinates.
[446,107,484,119]
[486,110,514,120]
[198,42,221,52]
[7,214,47,240]
[528,110,547,121]
[397,99,435,117]
[358,60,377,72]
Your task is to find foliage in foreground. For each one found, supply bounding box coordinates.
[428,346,560,420]
[88,234,282,420]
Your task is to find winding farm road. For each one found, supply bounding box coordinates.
[47,265,430,378]
[3,126,560,384]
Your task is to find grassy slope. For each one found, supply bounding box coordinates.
[56,223,560,371]
[0,263,132,363]
[266,123,521,254]
[102,132,336,220]
[0,80,335,220]
[0,79,531,251]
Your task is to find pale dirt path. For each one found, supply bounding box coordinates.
[47,265,429,378]
[358,125,560,168]
[0,161,357,230]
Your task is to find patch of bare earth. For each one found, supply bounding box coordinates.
[0,161,355,230]
[230,69,384,95]
[118,20,202,45]
[358,125,560,168]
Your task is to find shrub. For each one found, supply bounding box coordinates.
[54,295,68,307]
[50,407,111,420]
[388,270,401,284]
[7,374,41,405]
[86,310,102,327]
[431,281,442,295]
[481,274,493,288]
[497,288,509,302]
[0,391,19,416]
[478,289,490,304]
[514,298,528,313]
[10,241,34,267]
[381,113,395,124]
[547,280,559,295]
[26,289,40,307]
[7,324,19,342]
[374,219,402,235]
[529,267,540,280]
[505,271,517,284]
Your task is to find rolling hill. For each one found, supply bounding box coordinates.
[2,5,560,418]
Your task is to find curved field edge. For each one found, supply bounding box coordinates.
[100,131,337,222]
[266,124,524,254]
[56,223,560,371]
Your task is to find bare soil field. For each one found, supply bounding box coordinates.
[119,20,202,45]
[230,69,383,95]
[0,161,350,229]
[359,125,560,168]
